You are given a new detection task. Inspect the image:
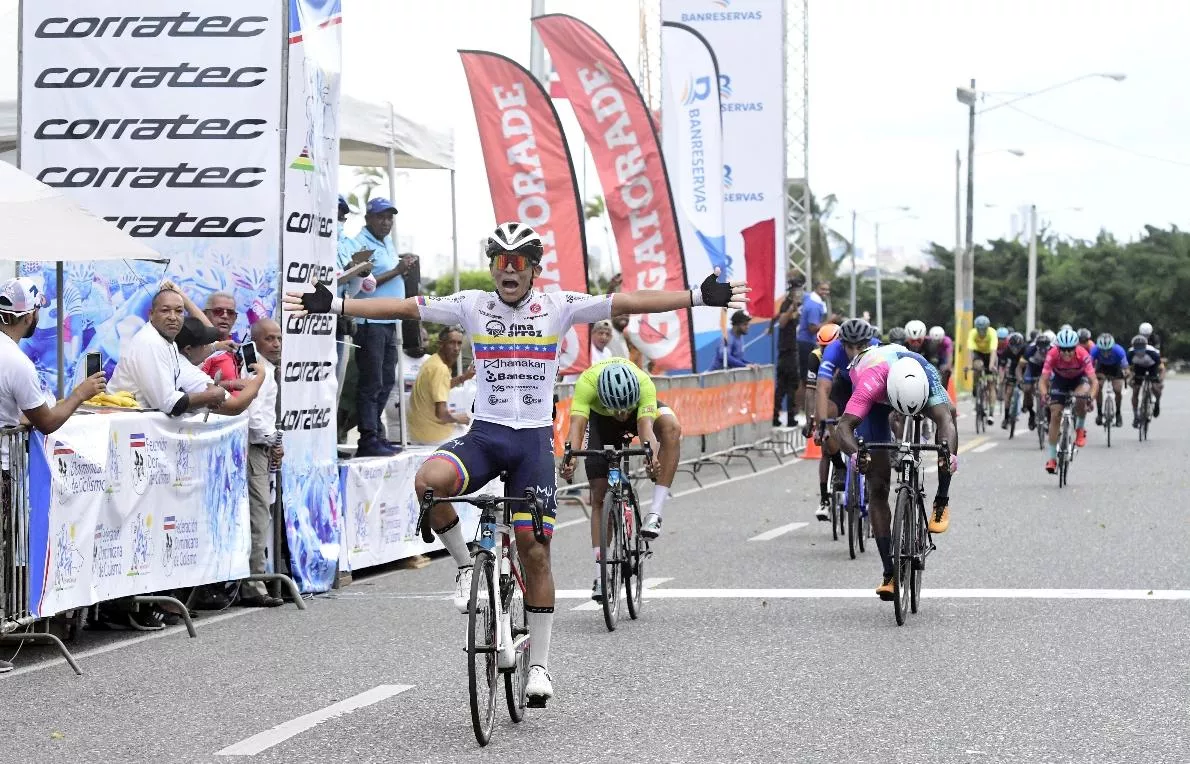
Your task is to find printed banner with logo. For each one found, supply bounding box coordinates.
[662,0,785,356]
[26,413,250,618]
[459,50,590,375]
[660,22,729,372]
[338,449,484,573]
[17,0,284,392]
[533,14,694,372]
[281,0,343,593]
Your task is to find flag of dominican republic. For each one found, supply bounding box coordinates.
[129,433,146,448]
[53,442,74,456]
[163,516,176,531]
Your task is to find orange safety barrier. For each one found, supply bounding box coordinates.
[947,373,957,404]
[801,434,821,459]
[552,397,572,457]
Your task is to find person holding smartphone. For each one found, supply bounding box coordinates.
[348,197,414,457]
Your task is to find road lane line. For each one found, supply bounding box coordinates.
[552,588,1190,600]
[972,442,998,453]
[572,576,673,610]
[215,685,414,756]
[748,522,810,542]
[957,436,988,454]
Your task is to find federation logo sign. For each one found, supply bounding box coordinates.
[681,75,715,106]
[290,146,316,172]
[130,432,150,495]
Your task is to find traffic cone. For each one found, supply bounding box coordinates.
[801,432,821,459]
[947,374,957,404]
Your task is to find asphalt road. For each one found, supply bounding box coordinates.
[3,380,1188,764]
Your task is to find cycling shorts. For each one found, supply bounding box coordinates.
[1048,374,1088,402]
[857,403,894,444]
[585,404,674,480]
[1096,364,1125,380]
[1131,366,1161,381]
[427,419,558,537]
[973,351,992,369]
[1023,363,1043,384]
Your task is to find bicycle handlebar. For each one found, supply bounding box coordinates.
[416,488,546,545]
[563,441,654,464]
[859,437,950,455]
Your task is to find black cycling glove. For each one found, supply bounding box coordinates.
[301,281,336,314]
[694,272,734,308]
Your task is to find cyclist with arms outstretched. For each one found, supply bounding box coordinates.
[559,358,681,601]
[285,222,747,706]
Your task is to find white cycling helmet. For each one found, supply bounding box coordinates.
[1040,330,1056,343]
[886,357,931,416]
[928,325,945,342]
[904,320,927,341]
[1139,321,1153,337]
[486,221,544,260]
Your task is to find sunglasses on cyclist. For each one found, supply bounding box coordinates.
[489,253,535,272]
[1058,347,1076,354]
[207,307,237,318]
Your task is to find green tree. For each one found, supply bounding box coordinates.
[345,167,387,211]
[425,269,492,296]
[786,181,843,284]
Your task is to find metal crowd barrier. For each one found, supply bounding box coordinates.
[1,426,82,674]
[553,364,804,514]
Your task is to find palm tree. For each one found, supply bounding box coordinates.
[583,195,606,220]
[346,167,387,211]
[786,181,846,283]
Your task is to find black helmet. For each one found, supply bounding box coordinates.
[1077,327,1092,342]
[838,318,872,345]
[887,326,907,344]
[1131,334,1148,350]
[1007,331,1025,351]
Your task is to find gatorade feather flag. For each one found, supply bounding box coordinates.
[459,49,591,374]
[533,13,694,372]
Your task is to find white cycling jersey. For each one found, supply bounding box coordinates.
[416,289,612,429]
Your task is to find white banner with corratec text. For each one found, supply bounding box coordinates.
[17,2,284,392]
[280,0,343,593]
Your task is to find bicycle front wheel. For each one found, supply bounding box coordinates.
[846,463,859,560]
[599,490,623,632]
[891,487,914,626]
[468,554,498,746]
[624,487,645,620]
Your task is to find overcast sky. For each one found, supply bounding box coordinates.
[340,0,1190,277]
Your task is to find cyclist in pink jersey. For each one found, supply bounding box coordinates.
[1038,327,1098,473]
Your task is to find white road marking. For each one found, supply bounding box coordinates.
[215,684,414,756]
[6,607,262,678]
[972,442,998,453]
[553,588,1190,600]
[748,522,810,542]
[571,576,673,611]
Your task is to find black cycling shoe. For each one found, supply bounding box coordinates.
[1027,410,1036,430]
[1154,400,1161,418]
[1095,414,1103,426]
[1115,412,1123,428]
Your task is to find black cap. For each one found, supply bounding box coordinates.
[731,310,751,326]
[175,317,221,350]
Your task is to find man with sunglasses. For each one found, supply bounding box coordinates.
[284,221,747,707]
[200,291,244,394]
[1039,327,1097,473]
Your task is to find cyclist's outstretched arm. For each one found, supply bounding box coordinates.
[282,282,420,320]
[610,270,748,316]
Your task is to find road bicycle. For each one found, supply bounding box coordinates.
[1002,375,1021,439]
[966,366,994,434]
[1099,382,1116,448]
[416,478,545,747]
[1047,393,1091,488]
[859,415,949,626]
[818,419,848,545]
[564,438,653,632]
[1136,377,1155,442]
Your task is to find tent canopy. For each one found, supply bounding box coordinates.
[0,161,161,262]
[339,92,453,171]
[0,0,15,155]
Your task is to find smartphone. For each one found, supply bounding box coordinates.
[85,351,102,378]
[238,341,258,372]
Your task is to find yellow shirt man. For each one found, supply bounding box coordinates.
[967,326,998,355]
[407,354,463,444]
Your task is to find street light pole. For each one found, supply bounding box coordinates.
[953,148,962,370]
[958,78,977,393]
[1026,204,1038,334]
[850,210,858,316]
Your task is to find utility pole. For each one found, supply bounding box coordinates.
[958,78,977,393]
[1026,204,1038,334]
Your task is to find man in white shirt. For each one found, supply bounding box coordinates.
[241,318,284,607]
[110,289,237,416]
[0,277,105,673]
[590,319,615,364]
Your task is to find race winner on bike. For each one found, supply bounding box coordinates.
[1128,334,1165,426]
[813,318,879,522]
[558,358,680,602]
[967,315,997,425]
[834,349,958,600]
[1091,333,1126,428]
[1018,330,1053,431]
[804,322,840,520]
[284,221,748,705]
[1039,328,1098,473]
[998,331,1027,429]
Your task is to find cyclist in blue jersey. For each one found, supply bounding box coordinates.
[1090,333,1126,428]
[284,222,748,707]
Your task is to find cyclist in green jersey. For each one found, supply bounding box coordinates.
[560,359,682,601]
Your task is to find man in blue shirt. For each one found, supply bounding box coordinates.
[797,280,834,415]
[714,310,751,369]
[350,197,415,456]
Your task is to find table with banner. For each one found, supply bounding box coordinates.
[26,411,250,619]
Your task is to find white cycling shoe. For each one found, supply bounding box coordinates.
[452,567,472,614]
[525,665,554,707]
[640,513,662,539]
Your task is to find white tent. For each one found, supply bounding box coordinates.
[339,93,453,171]
[0,0,16,157]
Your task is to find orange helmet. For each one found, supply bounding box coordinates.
[816,323,840,346]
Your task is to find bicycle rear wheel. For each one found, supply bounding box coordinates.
[502,555,528,723]
[599,490,623,632]
[624,487,645,620]
[1036,400,1046,450]
[857,475,868,553]
[1104,396,1113,448]
[468,554,498,746]
[891,487,914,626]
